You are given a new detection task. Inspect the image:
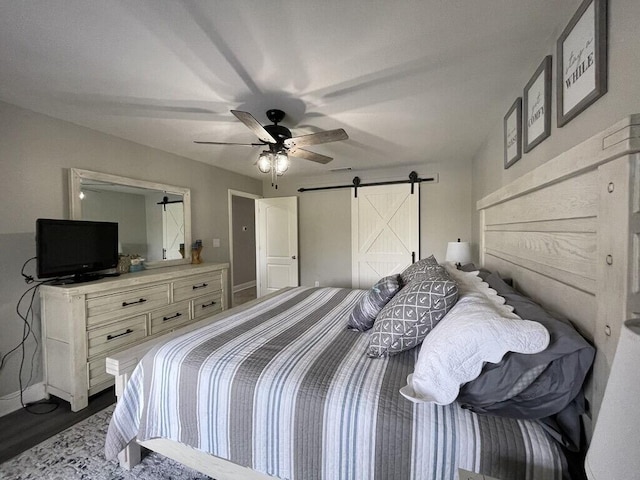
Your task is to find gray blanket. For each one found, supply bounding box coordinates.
[106,286,568,479]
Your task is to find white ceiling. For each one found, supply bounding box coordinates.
[0,1,578,179]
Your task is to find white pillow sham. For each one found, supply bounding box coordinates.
[400,265,550,405]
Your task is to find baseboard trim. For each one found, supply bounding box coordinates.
[233,280,256,294]
[0,382,46,417]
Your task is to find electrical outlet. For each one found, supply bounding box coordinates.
[212,238,220,248]
[314,280,320,287]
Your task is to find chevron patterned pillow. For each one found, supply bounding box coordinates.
[367,278,458,357]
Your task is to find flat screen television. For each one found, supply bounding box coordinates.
[36,218,119,283]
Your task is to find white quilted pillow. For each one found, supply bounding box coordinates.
[400,265,550,405]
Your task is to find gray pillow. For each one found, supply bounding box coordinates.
[400,255,443,284]
[347,275,402,332]
[367,277,458,357]
[457,272,595,451]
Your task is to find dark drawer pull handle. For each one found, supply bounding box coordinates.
[107,328,134,341]
[163,312,183,322]
[201,301,217,309]
[193,283,209,290]
[122,298,147,307]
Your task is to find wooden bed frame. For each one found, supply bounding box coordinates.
[106,114,640,478]
[478,113,640,433]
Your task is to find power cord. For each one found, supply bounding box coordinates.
[0,257,59,414]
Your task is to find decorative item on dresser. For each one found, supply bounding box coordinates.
[39,262,228,411]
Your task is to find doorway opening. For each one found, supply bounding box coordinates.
[228,190,261,307]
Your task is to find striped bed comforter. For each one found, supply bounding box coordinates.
[105,286,567,480]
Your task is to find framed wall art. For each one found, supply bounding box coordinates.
[503,97,522,169]
[557,0,608,127]
[524,55,552,153]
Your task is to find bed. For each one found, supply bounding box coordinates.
[105,114,640,480]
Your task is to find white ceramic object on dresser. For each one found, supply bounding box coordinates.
[39,263,228,411]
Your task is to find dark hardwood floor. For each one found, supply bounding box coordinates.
[0,387,116,464]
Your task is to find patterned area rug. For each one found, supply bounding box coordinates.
[0,405,212,479]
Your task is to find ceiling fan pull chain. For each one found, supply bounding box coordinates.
[272,161,277,189]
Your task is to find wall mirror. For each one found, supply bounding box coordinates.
[69,168,192,268]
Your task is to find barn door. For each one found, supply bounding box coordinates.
[351,184,419,288]
[162,203,184,260]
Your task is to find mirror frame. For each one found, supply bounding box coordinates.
[69,168,192,268]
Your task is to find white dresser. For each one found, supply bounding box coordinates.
[39,263,229,411]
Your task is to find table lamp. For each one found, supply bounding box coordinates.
[445,239,472,266]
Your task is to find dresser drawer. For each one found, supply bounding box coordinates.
[86,284,169,327]
[87,314,147,359]
[192,292,223,320]
[149,301,192,335]
[173,272,223,302]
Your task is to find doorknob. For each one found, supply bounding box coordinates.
[292,255,297,259]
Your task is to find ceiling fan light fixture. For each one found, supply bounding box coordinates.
[275,152,289,175]
[257,151,272,173]
[198,109,348,188]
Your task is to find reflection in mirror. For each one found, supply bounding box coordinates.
[69,168,191,268]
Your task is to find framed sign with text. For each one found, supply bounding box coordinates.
[557,0,607,127]
[503,97,522,169]
[524,56,552,153]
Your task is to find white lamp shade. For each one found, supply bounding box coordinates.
[445,241,472,265]
[585,319,640,480]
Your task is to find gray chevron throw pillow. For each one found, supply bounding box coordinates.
[367,277,458,357]
[347,274,402,331]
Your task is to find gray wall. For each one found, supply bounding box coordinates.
[265,159,472,288]
[0,101,262,398]
[471,0,640,255]
[231,195,256,287]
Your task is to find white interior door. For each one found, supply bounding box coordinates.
[352,184,419,288]
[256,197,299,297]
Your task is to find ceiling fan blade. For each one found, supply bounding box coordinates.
[194,141,264,146]
[289,148,333,164]
[231,110,277,144]
[284,128,348,149]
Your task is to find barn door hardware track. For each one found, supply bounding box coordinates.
[298,171,435,197]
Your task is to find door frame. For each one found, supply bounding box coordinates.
[228,189,262,307]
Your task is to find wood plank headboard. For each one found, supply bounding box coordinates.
[477,115,640,437]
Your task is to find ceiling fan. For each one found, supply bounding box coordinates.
[194,109,348,165]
